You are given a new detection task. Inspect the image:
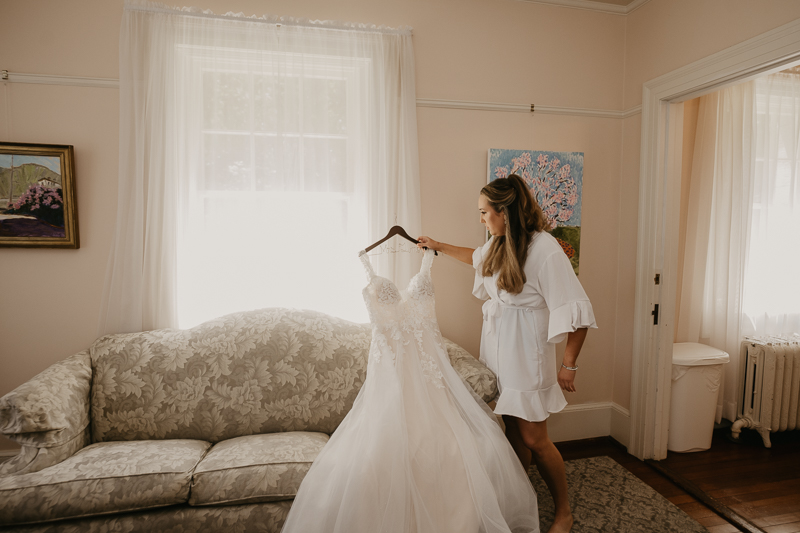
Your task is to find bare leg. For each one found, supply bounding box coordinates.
[510,416,573,533]
[503,414,532,472]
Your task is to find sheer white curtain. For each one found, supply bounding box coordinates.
[99,0,421,334]
[741,71,800,337]
[677,70,800,421]
[676,82,756,422]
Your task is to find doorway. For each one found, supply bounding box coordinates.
[628,18,800,460]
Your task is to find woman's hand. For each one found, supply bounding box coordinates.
[416,236,475,264]
[559,328,588,393]
[558,366,577,393]
[416,236,441,252]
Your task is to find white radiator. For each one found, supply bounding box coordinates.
[732,336,800,447]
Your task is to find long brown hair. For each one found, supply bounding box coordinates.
[481,174,548,294]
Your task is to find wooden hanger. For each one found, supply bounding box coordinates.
[364,225,437,255]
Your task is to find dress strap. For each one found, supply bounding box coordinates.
[420,248,435,275]
[358,250,376,281]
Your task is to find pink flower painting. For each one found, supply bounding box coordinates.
[491,150,580,231]
[487,149,584,274]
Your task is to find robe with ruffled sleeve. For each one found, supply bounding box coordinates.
[472,231,597,422]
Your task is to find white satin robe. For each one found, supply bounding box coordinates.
[473,231,597,422]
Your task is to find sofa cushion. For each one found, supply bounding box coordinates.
[189,431,328,506]
[0,439,211,526]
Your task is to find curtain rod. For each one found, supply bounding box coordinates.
[124,3,413,36]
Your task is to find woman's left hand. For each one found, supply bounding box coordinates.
[559,328,587,393]
[558,366,577,393]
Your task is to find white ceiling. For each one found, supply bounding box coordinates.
[585,0,635,5]
[520,0,651,15]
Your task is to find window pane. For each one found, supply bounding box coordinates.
[303,78,347,135]
[204,133,251,190]
[203,72,251,131]
[304,137,347,192]
[179,50,370,330]
[254,75,301,133]
[254,135,300,191]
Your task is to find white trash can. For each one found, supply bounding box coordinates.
[668,342,730,453]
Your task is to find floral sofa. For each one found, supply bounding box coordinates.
[0,308,496,532]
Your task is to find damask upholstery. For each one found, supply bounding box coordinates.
[443,338,498,403]
[0,440,210,525]
[189,432,328,506]
[0,307,498,530]
[0,352,92,475]
[90,309,371,443]
[3,501,292,533]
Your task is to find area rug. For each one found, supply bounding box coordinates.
[529,456,707,533]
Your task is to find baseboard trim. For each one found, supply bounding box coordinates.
[548,401,630,448]
[610,402,631,449]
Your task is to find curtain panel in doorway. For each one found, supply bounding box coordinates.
[676,82,756,423]
[741,72,800,337]
[677,70,800,422]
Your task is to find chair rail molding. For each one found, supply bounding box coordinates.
[2,71,119,89]
[1,77,643,119]
[416,98,641,118]
[629,16,800,461]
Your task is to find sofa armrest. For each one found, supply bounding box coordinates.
[443,338,498,404]
[0,351,92,475]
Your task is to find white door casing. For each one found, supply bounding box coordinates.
[630,17,800,460]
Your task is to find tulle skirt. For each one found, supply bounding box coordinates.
[280,328,539,533]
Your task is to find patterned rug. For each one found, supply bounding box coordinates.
[529,456,707,533]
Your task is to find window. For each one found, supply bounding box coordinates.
[105,6,418,336]
[741,73,800,334]
[174,47,371,328]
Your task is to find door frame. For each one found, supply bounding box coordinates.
[629,18,800,460]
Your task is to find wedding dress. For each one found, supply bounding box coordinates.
[280,249,539,533]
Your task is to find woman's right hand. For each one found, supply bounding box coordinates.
[416,236,441,252]
[417,236,475,264]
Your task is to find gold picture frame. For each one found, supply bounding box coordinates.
[0,142,79,248]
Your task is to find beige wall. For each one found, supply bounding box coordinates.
[0,0,624,452]
[623,0,800,110]
[0,0,122,452]
[612,0,800,409]
[2,0,800,452]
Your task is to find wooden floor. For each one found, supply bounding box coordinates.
[556,428,800,533]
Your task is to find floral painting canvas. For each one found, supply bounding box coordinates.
[0,143,79,248]
[488,149,583,275]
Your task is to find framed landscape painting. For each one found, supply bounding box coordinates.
[0,142,79,248]
[488,148,583,275]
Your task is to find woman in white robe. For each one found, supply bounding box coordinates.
[418,174,596,533]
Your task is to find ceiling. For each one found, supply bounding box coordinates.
[584,0,635,5]
[522,0,650,15]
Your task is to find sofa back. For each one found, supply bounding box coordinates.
[90,308,370,443]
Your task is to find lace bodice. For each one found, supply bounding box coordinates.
[358,249,442,384]
[360,249,436,323]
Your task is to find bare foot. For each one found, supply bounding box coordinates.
[547,513,574,533]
